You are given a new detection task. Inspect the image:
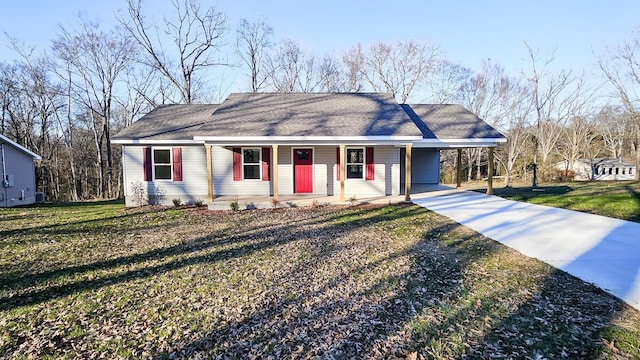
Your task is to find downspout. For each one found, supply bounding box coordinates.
[1,143,6,206]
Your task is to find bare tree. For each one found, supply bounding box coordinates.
[524,43,577,186]
[52,20,136,198]
[120,0,228,103]
[0,62,36,148]
[268,39,318,92]
[558,115,599,172]
[16,49,83,201]
[460,60,514,181]
[597,30,640,179]
[317,55,347,92]
[362,39,440,103]
[594,105,629,159]
[236,18,273,92]
[342,44,366,92]
[426,60,471,104]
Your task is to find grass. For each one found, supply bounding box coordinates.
[473,181,640,223]
[1,201,640,358]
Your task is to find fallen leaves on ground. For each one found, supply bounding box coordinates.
[0,203,639,359]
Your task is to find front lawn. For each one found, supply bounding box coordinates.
[1,202,639,358]
[480,181,640,223]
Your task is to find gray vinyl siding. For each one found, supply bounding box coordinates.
[122,145,207,206]
[211,146,271,197]
[411,148,440,184]
[313,147,332,196]
[0,143,37,207]
[277,146,293,195]
[122,144,406,205]
[275,146,398,196]
[332,146,400,196]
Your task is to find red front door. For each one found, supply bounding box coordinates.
[294,149,313,193]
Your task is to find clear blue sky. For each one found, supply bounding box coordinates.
[1,0,639,89]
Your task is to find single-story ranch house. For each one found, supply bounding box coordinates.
[555,158,637,181]
[1,134,42,207]
[112,93,505,207]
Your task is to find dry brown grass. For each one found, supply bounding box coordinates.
[0,202,639,359]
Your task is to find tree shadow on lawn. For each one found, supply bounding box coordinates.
[0,205,407,312]
[161,208,633,359]
[624,184,640,222]
[0,210,324,311]
[2,205,634,358]
[482,185,574,200]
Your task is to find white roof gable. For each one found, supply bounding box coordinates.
[0,134,42,160]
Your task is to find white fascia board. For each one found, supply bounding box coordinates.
[409,138,507,148]
[193,135,422,142]
[0,134,42,160]
[111,139,201,145]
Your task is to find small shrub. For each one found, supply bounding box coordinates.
[311,199,319,208]
[349,195,358,205]
[246,202,257,210]
[152,186,166,205]
[230,197,239,211]
[194,199,205,207]
[172,198,182,207]
[271,197,280,208]
[130,181,147,207]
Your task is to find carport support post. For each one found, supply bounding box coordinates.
[272,145,279,202]
[405,144,412,201]
[206,145,213,202]
[486,147,494,195]
[456,148,462,189]
[339,145,345,202]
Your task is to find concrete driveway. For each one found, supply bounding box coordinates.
[412,187,640,311]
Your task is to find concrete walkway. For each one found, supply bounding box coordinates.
[411,187,640,311]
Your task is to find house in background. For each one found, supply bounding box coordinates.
[112,93,505,207]
[556,158,637,181]
[0,134,42,207]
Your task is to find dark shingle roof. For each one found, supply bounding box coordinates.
[112,104,218,141]
[402,104,505,139]
[112,93,505,143]
[196,92,422,137]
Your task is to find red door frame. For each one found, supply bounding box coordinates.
[293,148,313,193]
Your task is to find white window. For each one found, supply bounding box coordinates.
[243,148,261,180]
[153,148,172,180]
[346,148,364,179]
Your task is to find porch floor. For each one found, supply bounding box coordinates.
[207,184,450,211]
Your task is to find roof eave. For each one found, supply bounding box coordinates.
[411,138,507,148]
[111,139,202,145]
[194,135,423,145]
[0,134,42,160]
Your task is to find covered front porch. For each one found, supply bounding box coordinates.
[206,184,452,211]
[202,143,498,207]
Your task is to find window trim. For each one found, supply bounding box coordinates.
[242,147,262,181]
[152,147,173,181]
[345,147,365,180]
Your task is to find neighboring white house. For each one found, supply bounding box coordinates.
[112,93,506,207]
[556,158,637,181]
[0,134,42,207]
